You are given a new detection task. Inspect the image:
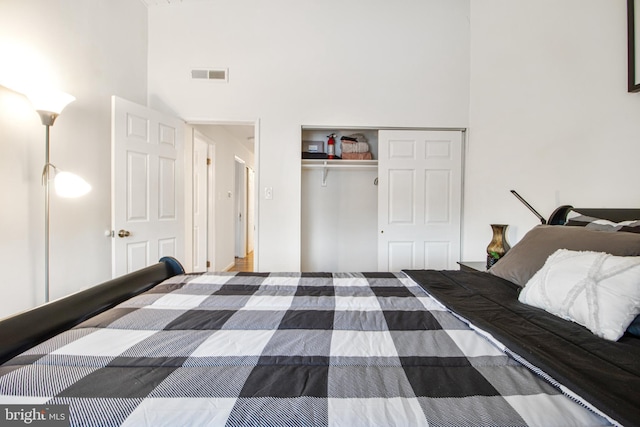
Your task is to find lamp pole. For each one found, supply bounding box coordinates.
[38,112,57,303]
[35,107,90,302]
[44,123,51,303]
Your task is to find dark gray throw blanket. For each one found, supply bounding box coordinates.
[405,269,640,427]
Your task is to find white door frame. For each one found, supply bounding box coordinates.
[185,119,260,272]
[190,130,215,272]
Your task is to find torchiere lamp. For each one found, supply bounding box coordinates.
[26,90,91,302]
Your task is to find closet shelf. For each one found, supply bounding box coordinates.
[301,159,378,169]
[301,159,378,187]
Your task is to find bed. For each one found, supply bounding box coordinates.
[0,208,639,426]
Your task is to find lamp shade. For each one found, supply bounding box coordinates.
[54,171,91,198]
[26,90,75,115]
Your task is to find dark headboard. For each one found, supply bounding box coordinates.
[510,191,640,225]
[548,206,640,225]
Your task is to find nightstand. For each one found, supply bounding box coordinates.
[456,261,487,272]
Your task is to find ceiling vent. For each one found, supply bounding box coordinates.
[191,68,228,82]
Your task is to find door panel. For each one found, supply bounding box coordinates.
[192,137,209,272]
[388,170,414,224]
[159,123,176,146]
[425,170,450,222]
[127,242,148,272]
[234,159,247,259]
[424,241,450,270]
[112,96,185,277]
[127,151,149,221]
[388,241,415,272]
[158,157,176,219]
[247,168,255,255]
[158,237,177,258]
[378,130,462,271]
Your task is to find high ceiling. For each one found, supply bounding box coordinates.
[193,124,256,154]
[221,125,255,154]
[139,0,212,6]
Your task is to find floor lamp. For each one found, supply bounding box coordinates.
[26,90,91,303]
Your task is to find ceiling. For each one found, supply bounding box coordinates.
[221,125,255,154]
[194,124,255,154]
[139,0,212,6]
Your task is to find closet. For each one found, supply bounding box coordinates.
[301,127,463,272]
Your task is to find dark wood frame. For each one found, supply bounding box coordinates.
[628,0,640,92]
[548,206,640,225]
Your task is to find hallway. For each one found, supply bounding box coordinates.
[229,251,254,272]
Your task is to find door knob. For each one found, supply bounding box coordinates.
[118,229,131,238]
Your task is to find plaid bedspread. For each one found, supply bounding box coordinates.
[0,272,610,426]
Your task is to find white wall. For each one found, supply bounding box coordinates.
[465,0,640,261]
[301,167,379,272]
[147,0,471,271]
[193,125,255,271]
[0,0,147,318]
[3,1,637,319]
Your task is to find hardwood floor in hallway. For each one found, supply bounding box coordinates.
[229,251,254,272]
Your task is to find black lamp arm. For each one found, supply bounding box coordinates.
[510,190,547,224]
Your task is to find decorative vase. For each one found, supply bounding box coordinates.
[486,224,510,269]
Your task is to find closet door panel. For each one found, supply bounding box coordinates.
[378,130,462,271]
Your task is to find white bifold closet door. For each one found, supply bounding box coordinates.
[377,130,462,271]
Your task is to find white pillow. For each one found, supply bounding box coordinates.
[518,249,640,341]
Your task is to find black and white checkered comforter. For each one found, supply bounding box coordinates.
[0,272,610,426]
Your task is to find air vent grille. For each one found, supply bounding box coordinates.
[191,68,228,82]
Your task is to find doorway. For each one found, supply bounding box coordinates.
[233,157,256,269]
[189,122,257,272]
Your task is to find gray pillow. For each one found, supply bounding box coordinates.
[565,215,640,233]
[489,225,640,287]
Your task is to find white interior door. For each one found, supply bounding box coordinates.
[247,167,255,254]
[378,130,462,271]
[234,158,247,258]
[111,96,185,277]
[192,136,209,272]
